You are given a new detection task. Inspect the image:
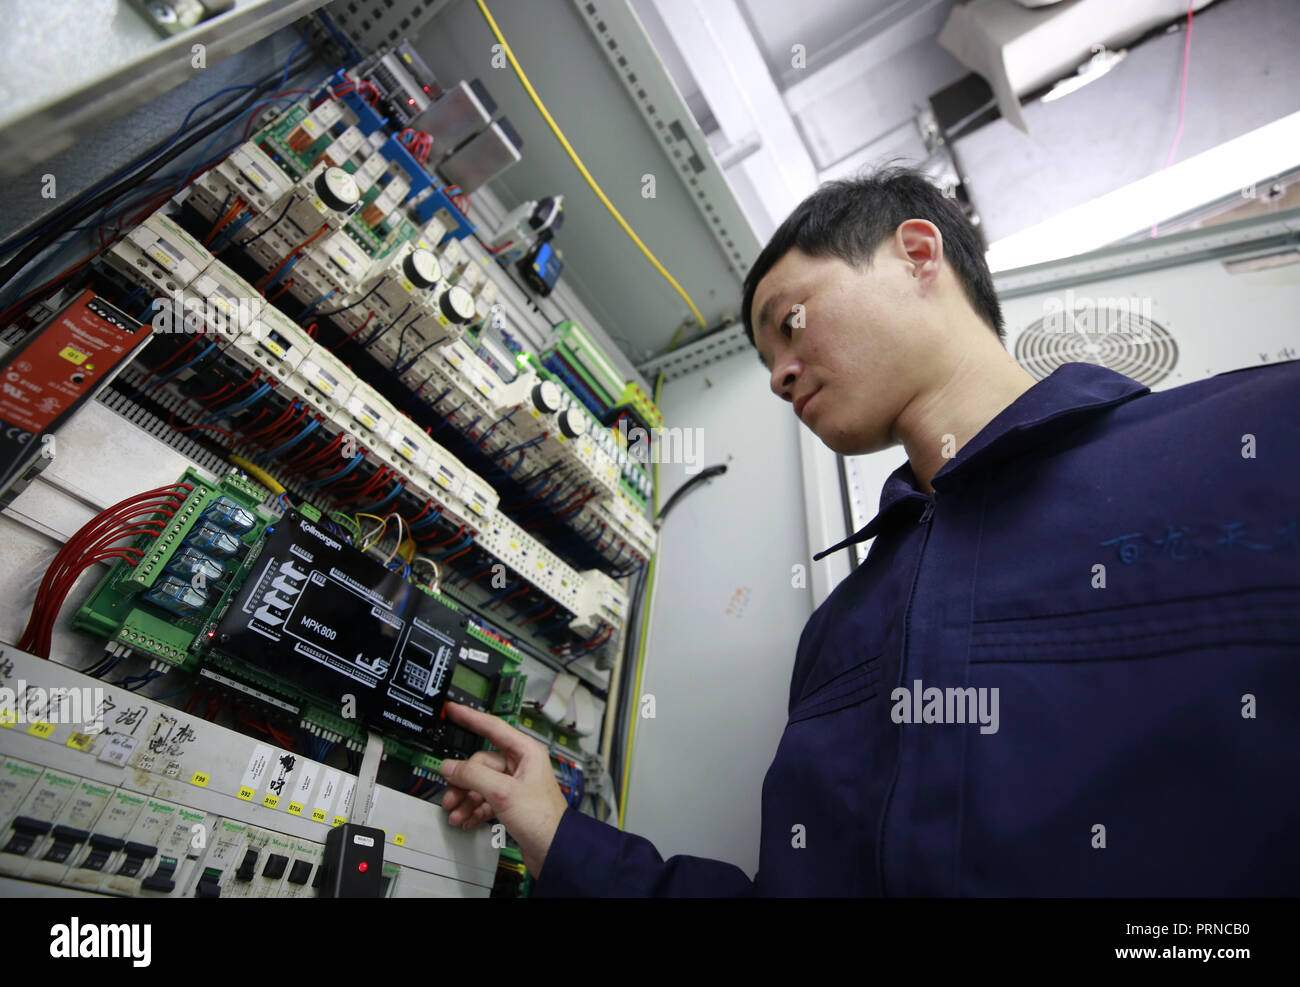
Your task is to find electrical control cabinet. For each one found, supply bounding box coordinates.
[0,12,661,900]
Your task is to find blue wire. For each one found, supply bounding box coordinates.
[305,452,363,489]
[264,253,301,290]
[145,341,216,392]
[297,289,337,320]
[361,481,404,514]
[208,380,271,418]
[261,415,318,459]
[409,508,442,532]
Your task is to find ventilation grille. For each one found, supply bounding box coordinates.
[1013,304,1179,387]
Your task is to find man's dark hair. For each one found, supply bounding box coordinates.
[741,165,1005,348]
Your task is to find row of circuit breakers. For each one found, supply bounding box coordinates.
[0,647,500,897]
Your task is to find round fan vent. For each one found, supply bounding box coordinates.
[1013,300,1178,387]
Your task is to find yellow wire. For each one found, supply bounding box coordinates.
[228,455,286,496]
[474,0,706,328]
[618,372,664,830]
[355,512,388,552]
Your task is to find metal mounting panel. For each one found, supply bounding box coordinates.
[0,0,330,179]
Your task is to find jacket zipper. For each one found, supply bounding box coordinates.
[877,489,937,895]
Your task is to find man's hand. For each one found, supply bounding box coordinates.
[438,702,569,879]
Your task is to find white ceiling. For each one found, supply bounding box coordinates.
[631,0,968,236]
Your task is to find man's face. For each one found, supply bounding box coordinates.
[750,242,925,456]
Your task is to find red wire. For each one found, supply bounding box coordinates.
[518,603,556,627]
[329,311,374,352]
[20,485,190,656]
[257,225,327,290]
[269,278,296,304]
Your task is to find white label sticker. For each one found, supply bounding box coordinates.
[353,834,375,847]
[97,734,137,767]
[294,764,318,805]
[241,743,274,793]
[339,776,357,820]
[313,768,342,820]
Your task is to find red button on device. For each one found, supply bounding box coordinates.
[358,862,368,872]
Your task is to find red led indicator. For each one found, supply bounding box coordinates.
[408,98,415,105]
[358,862,368,872]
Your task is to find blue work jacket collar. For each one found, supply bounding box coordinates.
[813,362,1151,561]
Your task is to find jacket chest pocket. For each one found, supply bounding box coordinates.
[789,654,884,723]
[969,586,1300,664]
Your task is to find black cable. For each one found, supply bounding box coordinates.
[234,194,294,248]
[0,53,317,294]
[655,464,727,526]
[313,276,387,317]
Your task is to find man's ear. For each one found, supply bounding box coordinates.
[895,219,943,287]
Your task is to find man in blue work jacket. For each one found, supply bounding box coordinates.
[437,166,1300,896]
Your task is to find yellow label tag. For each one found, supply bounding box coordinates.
[313,197,327,213]
[531,409,541,419]
[398,445,413,460]
[58,346,88,365]
[263,339,285,358]
[400,278,415,293]
[393,833,406,847]
[301,117,320,136]
[536,561,545,571]
[244,168,266,189]
[237,786,255,801]
[27,721,53,739]
[313,377,333,396]
[446,353,460,367]
[509,540,518,551]
[287,802,303,816]
[435,475,451,489]
[332,815,347,827]
[190,771,210,788]
[66,731,94,750]
[0,709,17,727]
[360,414,375,430]
[471,501,484,515]
[262,794,279,809]
[149,247,176,270]
[476,382,492,397]
[557,435,566,444]
[311,809,327,823]
[437,315,450,328]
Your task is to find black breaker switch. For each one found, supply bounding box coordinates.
[43,826,89,864]
[288,860,312,885]
[236,849,259,881]
[262,853,289,880]
[195,867,222,898]
[116,842,157,878]
[141,857,179,893]
[3,817,52,857]
[81,834,124,871]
